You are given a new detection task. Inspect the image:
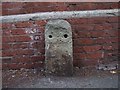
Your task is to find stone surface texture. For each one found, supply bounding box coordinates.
[45,20,73,76]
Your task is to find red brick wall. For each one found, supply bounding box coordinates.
[2,2,118,15]
[1,2,119,69]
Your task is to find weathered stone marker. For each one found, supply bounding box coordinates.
[45,20,73,76]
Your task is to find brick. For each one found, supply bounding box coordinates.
[103,45,113,51]
[94,24,104,30]
[110,3,118,9]
[23,2,38,8]
[30,55,45,62]
[21,7,34,14]
[23,6,54,14]
[79,51,103,60]
[48,2,65,6]
[32,41,45,49]
[103,43,118,50]
[23,2,51,8]
[11,29,26,35]
[112,23,118,29]
[74,39,93,46]
[73,25,94,31]
[14,21,33,28]
[73,51,103,60]
[92,17,108,24]
[35,20,47,26]
[102,24,113,30]
[107,17,118,23]
[2,2,24,9]
[104,37,118,43]
[104,30,118,37]
[83,45,102,52]
[13,43,28,49]
[105,51,118,57]
[2,9,9,16]
[3,30,11,36]
[2,57,12,63]
[2,50,13,57]
[95,3,112,9]
[94,23,112,30]
[2,23,14,29]
[73,30,91,38]
[12,56,45,64]
[55,5,68,11]
[78,38,94,45]
[94,37,118,44]
[12,36,31,42]
[2,43,12,50]
[32,62,44,68]
[13,56,31,63]
[3,36,31,43]
[12,49,33,56]
[66,3,96,10]
[4,9,23,15]
[94,38,104,44]
[89,31,104,38]
[103,51,118,62]
[89,30,118,37]
[68,18,89,25]
[112,43,118,50]
[2,36,14,43]
[73,46,84,53]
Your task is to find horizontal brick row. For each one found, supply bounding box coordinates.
[73,44,118,54]
[2,36,31,43]
[2,49,33,57]
[2,55,45,63]
[2,17,118,30]
[2,2,118,15]
[2,20,47,29]
[72,23,117,31]
[73,30,118,39]
[2,2,118,10]
[74,51,104,60]
[73,59,99,67]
